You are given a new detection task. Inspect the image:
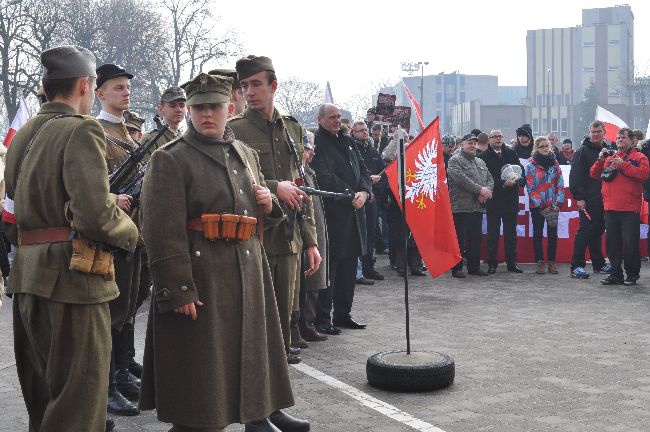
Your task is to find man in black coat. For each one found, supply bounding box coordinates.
[479,129,525,273]
[514,123,533,159]
[569,120,611,278]
[311,103,372,333]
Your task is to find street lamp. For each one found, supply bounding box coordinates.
[401,61,429,127]
[546,68,551,134]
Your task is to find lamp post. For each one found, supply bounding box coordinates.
[546,68,552,134]
[418,61,429,121]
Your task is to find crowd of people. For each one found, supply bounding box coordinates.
[1,43,650,432]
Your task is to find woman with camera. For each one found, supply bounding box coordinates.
[525,136,565,274]
[589,127,650,285]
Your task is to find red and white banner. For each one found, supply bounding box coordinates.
[482,159,648,263]
[596,105,628,143]
[401,81,425,131]
[3,95,30,148]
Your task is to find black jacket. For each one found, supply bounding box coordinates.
[479,144,525,213]
[311,126,372,258]
[569,136,605,203]
[353,136,386,197]
[514,143,532,159]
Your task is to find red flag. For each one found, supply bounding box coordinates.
[596,105,627,142]
[385,118,461,278]
[402,81,425,131]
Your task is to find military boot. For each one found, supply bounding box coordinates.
[125,322,143,379]
[115,327,140,402]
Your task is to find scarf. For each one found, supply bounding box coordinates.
[533,151,556,169]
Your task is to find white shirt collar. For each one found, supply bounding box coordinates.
[97,110,124,124]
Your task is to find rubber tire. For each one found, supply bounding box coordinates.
[366,350,455,392]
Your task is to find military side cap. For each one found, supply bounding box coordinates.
[208,68,240,89]
[123,110,145,132]
[41,45,96,80]
[96,64,134,88]
[181,73,233,106]
[235,55,274,81]
[160,86,186,103]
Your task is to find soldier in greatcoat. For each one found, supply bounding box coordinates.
[3,45,139,432]
[95,63,143,415]
[139,73,296,432]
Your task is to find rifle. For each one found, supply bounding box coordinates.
[297,185,353,200]
[109,115,168,194]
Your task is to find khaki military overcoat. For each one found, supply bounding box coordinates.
[138,125,294,428]
[228,108,317,254]
[4,102,139,302]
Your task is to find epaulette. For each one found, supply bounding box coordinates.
[281,114,300,124]
[228,113,246,123]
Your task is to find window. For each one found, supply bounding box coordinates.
[532,118,539,133]
[608,65,620,71]
[561,118,568,134]
[564,93,572,105]
[552,119,558,133]
[583,41,595,47]
[542,119,548,132]
[583,66,595,72]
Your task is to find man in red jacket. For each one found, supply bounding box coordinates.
[590,127,650,285]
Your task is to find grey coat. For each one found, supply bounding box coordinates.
[447,151,494,214]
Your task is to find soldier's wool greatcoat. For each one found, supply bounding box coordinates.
[139,125,293,428]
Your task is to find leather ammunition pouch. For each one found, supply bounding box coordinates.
[69,233,115,281]
[187,213,257,242]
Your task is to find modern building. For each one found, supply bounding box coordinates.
[526,5,634,141]
[377,72,499,135]
[451,101,531,142]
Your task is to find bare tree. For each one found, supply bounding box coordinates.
[275,77,322,125]
[341,93,372,121]
[160,0,241,86]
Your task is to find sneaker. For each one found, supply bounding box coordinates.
[356,277,374,285]
[623,275,640,286]
[594,263,613,274]
[536,260,545,274]
[571,267,589,279]
[600,274,623,285]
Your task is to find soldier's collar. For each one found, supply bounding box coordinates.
[38,102,77,116]
[244,106,281,130]
[97,109,125,124]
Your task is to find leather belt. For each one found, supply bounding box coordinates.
[186,218,203,231]
[19,227,73,246]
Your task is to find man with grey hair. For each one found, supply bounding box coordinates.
[311,104,372,333]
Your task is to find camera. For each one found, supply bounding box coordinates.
[604,149,616,156]
[601,166,618,182]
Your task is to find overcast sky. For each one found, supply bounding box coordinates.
[214,1,649,109]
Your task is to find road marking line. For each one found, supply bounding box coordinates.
[292,363,447,432]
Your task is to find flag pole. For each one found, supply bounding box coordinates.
[397,125,411,355]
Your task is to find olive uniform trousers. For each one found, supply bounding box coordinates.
[13,293,112,432]
[266,253,301,354]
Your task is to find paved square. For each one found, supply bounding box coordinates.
[2,256,650,431]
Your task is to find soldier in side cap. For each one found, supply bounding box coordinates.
[3,45,138,432]
[209,68,246,117]
[139,73,294,432]
[140,86,187,161]
[95,62,143,416]
[228,55,314,432]
[124,110,145,142]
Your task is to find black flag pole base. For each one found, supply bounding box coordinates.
[366,350,455,392]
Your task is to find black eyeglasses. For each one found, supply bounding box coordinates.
[489,135,502,138]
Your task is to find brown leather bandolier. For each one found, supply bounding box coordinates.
[187,213,257,242]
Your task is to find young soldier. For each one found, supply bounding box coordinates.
[139,72,295,432]
[141,86,187,159]
[124,110,145,143]
[4,45,138,432]
[95,63,142,415]
[209,68,246,116]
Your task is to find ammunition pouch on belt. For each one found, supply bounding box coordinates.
[187,213,257,242]
[17,226,115,281]
[70,233,115,281]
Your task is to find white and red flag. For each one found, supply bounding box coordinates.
[385,117,461,278]
[3,95,30,148]
[596,105,628,143]
[402,80,425,131]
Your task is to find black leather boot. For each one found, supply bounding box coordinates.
[106,416,115,431]
[244,418,281,432]
[108,330,140,416]
[269,410,310,432]
[115,327,140,402]
[125,322,143,379]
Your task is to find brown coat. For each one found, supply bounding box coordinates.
[3,102,138,303]
[139,125,293,427]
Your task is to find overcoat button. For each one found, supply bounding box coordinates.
[194,251,201,257]
[180,285,188,292]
